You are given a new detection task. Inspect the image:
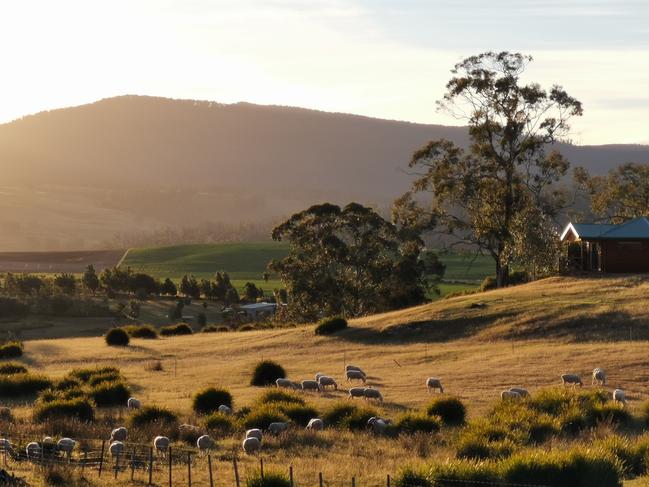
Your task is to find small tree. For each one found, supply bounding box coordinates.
[225,288,240,305]
[250,360,286,386]
[82,265,100,295]
[105,328,130,347]
[54,273,76,295]
[244,282,262,302]
[160,278,177,296]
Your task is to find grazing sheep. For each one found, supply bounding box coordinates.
[345,365,365,374]
[276,378,298,389]
[25,442,40,458]
[154,436,170,455]
[367,417,388,434]
[561,374,583,388]
[345,370,366,383]
[109,441,125,457]
[315,372,325,381]
[56,438,76,454]
[110,427,128,442]
[509,387,530,397]
[242,437,261,455]
[426,378,444,394]
[348,387,366,399]
[501,390,522,400]
[127,397,141,409]
[268,422,290,435]
[245,429,263,441]
[318,376,338,390]
[218,404,232,415]
[613,389,626,405]
[306,418,324,431]
[196,435,214,455]
[592,368,607,386]
[301,380,321,392]
[363,388,383,402]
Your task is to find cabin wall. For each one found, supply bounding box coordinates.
[600,240,649,273]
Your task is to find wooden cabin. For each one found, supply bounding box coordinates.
[560,217,649,273]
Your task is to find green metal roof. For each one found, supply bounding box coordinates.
[561,217,649,241]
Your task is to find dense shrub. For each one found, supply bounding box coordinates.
[456,435,516,460]
[250,360,286,386]
[124,324,158,339]
[38,386,86,404]
[205,412,237,435]
[322,402,376,430]
[282,404,319,427]
[68,366,121,383]
[0,373,53,397]
[160,323,193,336]
[105,328,130,346]
[393,467,432,487]
[314,316,348,335]
[87,370,121,387]
[0,341,23,359]
[243,404,289,429]
[129,406,178,427]
[255,389,305,406]
[0,362,27,374]
[89,381,131,407]
[396,412,441,434]
[480,271,528,291]
[54,377,82,391]
[426,396,466,426]
[192,387,233,415]
[246,470,292,487]
[595,436,646,477]
[34,398,95,422]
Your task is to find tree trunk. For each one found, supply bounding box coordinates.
[495,260,509,288]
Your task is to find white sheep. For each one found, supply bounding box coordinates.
[306,418,324,431]
[363,388,383,402]
[345,370,366,383]
[25,442,40,458]
[218,404,232,415]
[501,390,522,400]
[318,376,338,390]
[110,427,128,442]
[301,379,321,392]
[57,438,76,461]
[242,437,261,455]
[268,422,290,435]
[109,441,125,457]
[348,387,366,399]
[509,387,529,397]
[592,368,607,386]
[561,374,583,388]
[127,397,141,409]
[345,365,365,374]
[196,435,214,455]
[315,372,325,381]
[613,389,626,405]
[367,417,387,434]
[276,378,298,389]
[426,378,444,393]
[154,436,170,456]
[245,429,263,441]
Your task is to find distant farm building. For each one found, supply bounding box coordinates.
[560,217,649,273]
[240,302,277,320]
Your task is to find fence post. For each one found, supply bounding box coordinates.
[131,447,136,481]
[148,447,153,486]
[3,443,6,466]
[114,449,121,480]
[98,440,106,478]
[207,454,214,487]
[387,474,391,487]
[168,446,173,487]
[233,456,240,487]
[319,472,323,487]
[187,451,192,487]
[352,476,356,487]
[260,457,264,479]
[289,465,293,487]
[81,451,87,477]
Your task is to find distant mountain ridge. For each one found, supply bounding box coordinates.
[0,95,648,251]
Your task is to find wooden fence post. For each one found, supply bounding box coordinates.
[319,472,323,487]
[148,447,153,486]
[352,476,356,487]
[131,447,136,481]
[187,451,192,487]
[387,474,391,487]
[207,454,214,487]
[98,440,106,478]
[168,446,173,487]
[289,465,294,487]
[233,456,240,487]
[260,457,264,479]
[81,451,87,477]
[114,449,121,480]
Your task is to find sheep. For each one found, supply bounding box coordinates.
[348,387,366,399]
[367,417,388,434]
[0,439,13,459]
[345,370,366,383]
[306,418,324,431]
[561,374,583,388]
[196,435,214,456]
[592,368,607,386]
[242,437,261,455]
[315,372,325,381]
[301,379,321,392]
[245,429,263,442]
[501,390,522,400]
[25,442,41,458]
[109,441,125,457]
[509,387,530,397]
[276,378,298,389]
[426,378,444,393]
[268,422,290,435]
[127,397,141,409]
[318,376,338,390]
[613,389,626,405]
[154,436,171,456]
[363,388,383,402]
[218,404,232,415]
[110,427,128,442]
[345,365,365,374]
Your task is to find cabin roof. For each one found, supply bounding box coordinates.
[560,217,649,241]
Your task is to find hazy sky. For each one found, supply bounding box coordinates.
[1,0,648,144]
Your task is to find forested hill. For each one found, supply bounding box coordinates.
[1,95,648,251]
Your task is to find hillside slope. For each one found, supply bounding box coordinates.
[1,96,649,250]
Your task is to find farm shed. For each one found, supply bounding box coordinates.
[240,302,277,320]
[560,217,649,273]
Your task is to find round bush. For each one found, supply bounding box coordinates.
[125,325,158,339]
[160,323,193,336]
[243,405,288,429]
[394,467,432,487]
[0,342,23,359]
[89,381,131,407]
[105,328,130,346]
[192,387,233,415]
[396,412,441,434]
[250,360,286,387]
[0,373,53,397]
[205,412,236,435]
[322,403,359,427]
[34,398,95,422]
[314,317,348,335]
[246,471,292,487]
[282,404,319,427]
[256,389,305,406]
[427,396,466,426]
[129,406,178,427]
[0,362,27,375]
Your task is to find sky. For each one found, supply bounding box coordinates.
[0,0,648,145]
